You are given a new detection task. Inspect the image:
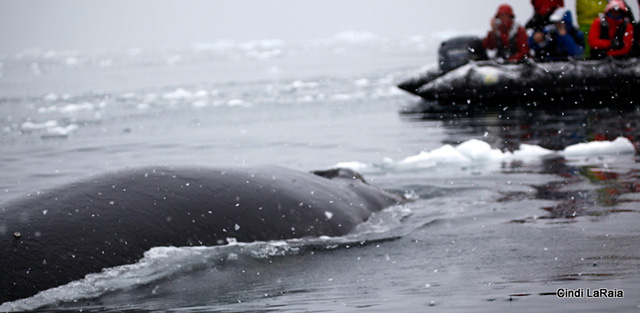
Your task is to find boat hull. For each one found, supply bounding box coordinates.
[399,58,640,103]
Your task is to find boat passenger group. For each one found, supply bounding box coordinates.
[484,0,639,61]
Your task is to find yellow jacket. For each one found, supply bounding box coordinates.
[576,0,608,27]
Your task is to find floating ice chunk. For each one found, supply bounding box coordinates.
[46,124,78,136]
[333,161,368,172]
[354,79,369,87]
[510,144,554,161]
[227,99,252,107]
[120,92,137,100]
[163,88,192,100]
[240,39,284,51]
[65,57,79,66]
[21,120,58,130]
[194,90,209,98]
[334,138,635,175]
[43,93,59,102]
[297,95,315,102]
[562,137,636,157]
[191,100,208,108]
[246,49,282,60]
[372,87,405,98]
[290,80,319,89]
[330,94,353,101]
[455,139,504,162]
[398,145,471,169]
[38,106,58,114]
[58,102,95,113]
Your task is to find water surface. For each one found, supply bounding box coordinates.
[1,39,639,312]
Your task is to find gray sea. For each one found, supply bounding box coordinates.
[1,36,640,312]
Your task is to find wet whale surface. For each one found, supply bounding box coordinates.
[0,166,402,304]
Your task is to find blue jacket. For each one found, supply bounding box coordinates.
[529,10,585,60]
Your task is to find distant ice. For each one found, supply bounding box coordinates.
[20,120,78,138]
[43,93,59,102]
[246,49,282,60]
[333,31,383,44]
[65,57,80,66]
[309,31,387,47]
[21,120,58,131]
[193,40,235,52]
[45,124,78,137]
[163,88,192,100]
[239,39,285,51]
[227,99,252,107]
[38,102,98,114]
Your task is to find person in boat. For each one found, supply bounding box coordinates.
[483,4,530,62]
[588,0,635,58]
[529,8,585,60]
[526,0,565,31]
[576,0,608,57]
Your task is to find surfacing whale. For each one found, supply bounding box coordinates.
[0,165,402,304]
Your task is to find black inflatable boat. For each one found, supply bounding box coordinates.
[398,36,640,103]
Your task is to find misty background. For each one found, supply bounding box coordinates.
[5,0,638,54]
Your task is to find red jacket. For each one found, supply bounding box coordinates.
[483,24,530,61]
[531,0,565,16]
[588,15,634,57]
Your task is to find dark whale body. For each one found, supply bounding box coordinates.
[0,166,402,304]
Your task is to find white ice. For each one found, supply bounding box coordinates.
[334,137,635,173]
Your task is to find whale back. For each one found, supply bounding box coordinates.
[0,165,400,304]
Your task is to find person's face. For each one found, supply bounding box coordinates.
[609,9,622,19]
[497,13,513,25]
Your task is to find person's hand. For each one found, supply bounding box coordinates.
[556,23,567,36]
[611,38,623,50]
[491,18,498,31]
[533,32,545,43]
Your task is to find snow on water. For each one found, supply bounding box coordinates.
[0,205,411,312]
[334,138,637,174]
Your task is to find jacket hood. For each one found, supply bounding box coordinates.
[550,8,577,31]
[496,4,515,18]
[605,0,628,13]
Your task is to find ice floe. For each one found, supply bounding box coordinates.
[333,138,636,173]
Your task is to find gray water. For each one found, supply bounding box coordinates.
[1,40,640,312]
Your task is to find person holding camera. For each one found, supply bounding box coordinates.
[526,0,566,31]
[588,0,635,58]
[483,4,530,61]
[529,8,585,61]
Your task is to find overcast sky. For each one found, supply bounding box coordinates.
[1,0,637,54]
